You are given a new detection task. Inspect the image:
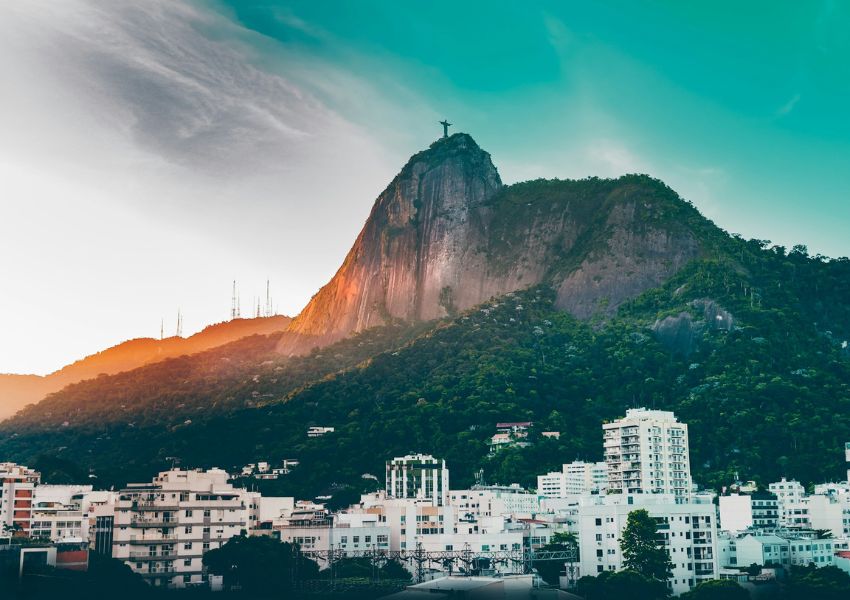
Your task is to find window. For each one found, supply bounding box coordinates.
[595,518,602,526]
[184,526,192,534]
[184,559,192,567]
[184,543,192,550]
[185,510,193,518]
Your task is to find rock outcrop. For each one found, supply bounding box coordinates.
[283,133,710,350]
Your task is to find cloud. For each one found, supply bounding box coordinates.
[0,0,404,374]
[776,93,801,116]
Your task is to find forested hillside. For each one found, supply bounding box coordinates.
[1,233,848,499]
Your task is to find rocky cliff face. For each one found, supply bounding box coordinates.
[283,133,708,350]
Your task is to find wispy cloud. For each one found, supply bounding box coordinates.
[0,0,403,374]
[776,93,801,117]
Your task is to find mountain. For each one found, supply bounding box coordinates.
[1,134,849,498]
[284,133,710,349]
[0,315,292,420]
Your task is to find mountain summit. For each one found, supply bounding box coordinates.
[284,133,503,346]
[284,133,707,349]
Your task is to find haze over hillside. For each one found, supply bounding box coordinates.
[0,315,291,420]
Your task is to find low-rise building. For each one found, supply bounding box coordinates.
[735,534,790,569]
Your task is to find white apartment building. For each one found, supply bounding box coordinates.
[537,461,608,499]
[578,494,718,596]
[768,478,806,526]
[112,468,255,588]
[274,511,391,568]
[603,409,692,502]
[0,462,40,536]
[789,494,850,539]
[359,492,454,552]
[718,493,779,533]
[386,454,449,507]
[449,484,539,518]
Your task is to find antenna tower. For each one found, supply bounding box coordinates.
[160,318,164,340]
[230,280,237,320]
[265,280,271,318]
[176,309,183,337]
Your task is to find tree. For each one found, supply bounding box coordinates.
[576,570,669,600]
[680,579,749,600]
[620,509,673,581]
[203,534,318,595]
[532,531,579,586]
[788,565,850,600]
[380,559,412,581]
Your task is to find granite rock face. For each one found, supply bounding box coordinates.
[282,133,707,351]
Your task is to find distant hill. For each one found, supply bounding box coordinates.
[0,315,291,420]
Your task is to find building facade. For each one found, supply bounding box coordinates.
[386,454,449,507]
[578,494,718,596]
[0,463,40,536]
[112,469,253,588]
[537,461,608,499]
[603,409,692,502]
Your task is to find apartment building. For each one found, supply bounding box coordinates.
[386,454,449,507]
[718,492,779,533]
[578,494,718,596]
[449,484,540,518]
[537,461,608,499]
[603,409,692,503]
[768,478,806,526]
[0,462,40,536]
[112,468,254,588]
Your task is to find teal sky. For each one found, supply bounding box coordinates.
[2,1,848,374]
[218,0,850,257]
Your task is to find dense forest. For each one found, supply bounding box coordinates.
[1,215,848,501]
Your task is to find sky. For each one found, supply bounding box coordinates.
[1,1,848,375]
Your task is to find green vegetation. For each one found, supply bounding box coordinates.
[785,565,850,600]
[532,531,578,585]
[620,510,673,582]
[576,569,670,599]
[203,535,319,595]
[680,579,749,599]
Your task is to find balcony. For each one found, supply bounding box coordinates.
[131,517,177,527]
[140,567,176,577]
[129,534,177,544]
[128,552,175,561]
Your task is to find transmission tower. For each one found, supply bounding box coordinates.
[230,280,238,320]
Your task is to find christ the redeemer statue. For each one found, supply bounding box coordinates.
[439,120,452,138]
